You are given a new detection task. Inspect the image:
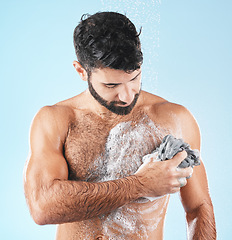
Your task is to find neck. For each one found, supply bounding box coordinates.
[84,90,120,119]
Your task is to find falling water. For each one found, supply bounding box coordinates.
[93,3,165,238]
[101,0,161,93]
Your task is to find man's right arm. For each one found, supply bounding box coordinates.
[24,106,192,225]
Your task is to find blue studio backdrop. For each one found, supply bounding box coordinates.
[1,0,231,239]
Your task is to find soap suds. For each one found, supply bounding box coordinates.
[86,115,173,239]
[88,115,166,182]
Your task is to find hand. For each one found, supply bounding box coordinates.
[134,151,193,198]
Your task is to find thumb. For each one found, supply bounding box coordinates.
[135,152,159,174]
[171,150,187,167]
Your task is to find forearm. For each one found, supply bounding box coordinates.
[186,201,216,240]
[31,175,142,225]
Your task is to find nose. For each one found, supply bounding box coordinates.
[117,84,134,105]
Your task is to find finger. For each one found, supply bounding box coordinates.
[135,153,156,174]
[176,166,193,179]
[171,150,188,167]
[178,177,187,188]
[142,152,158,164]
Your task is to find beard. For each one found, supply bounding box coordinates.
[88,79,140,115]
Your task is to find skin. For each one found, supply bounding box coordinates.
[24,63,216,240]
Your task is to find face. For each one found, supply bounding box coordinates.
[88,68,142,115]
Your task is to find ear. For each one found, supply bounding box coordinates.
[73,61,88,81]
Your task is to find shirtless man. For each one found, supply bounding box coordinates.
[24,12,216,239]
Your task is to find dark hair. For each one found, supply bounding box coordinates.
[73,12,143,76]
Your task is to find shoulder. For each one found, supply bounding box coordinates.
[32,93,84,127]
[33,104,74,127]
[141,91,200,149]
[30,103,76,144]
[31,92,95,138]
[141,91,188,118]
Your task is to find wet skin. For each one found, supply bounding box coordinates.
[24,67,216,240]
[56,101,171,239]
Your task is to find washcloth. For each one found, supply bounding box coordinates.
[155,134,201,168]
[139,135,201,201]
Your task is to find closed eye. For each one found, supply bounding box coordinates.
[103,71,141,88]
[104,83,120,88]
[130,72,141,82]
[130,77,138,82]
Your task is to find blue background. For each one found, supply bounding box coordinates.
[1,0,231,239]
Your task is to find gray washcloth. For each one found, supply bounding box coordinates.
[155,135,200,168]
[137,135,201,202]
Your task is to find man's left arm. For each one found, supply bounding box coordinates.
[178,106,216,240]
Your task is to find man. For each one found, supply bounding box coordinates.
[24,12,216,239]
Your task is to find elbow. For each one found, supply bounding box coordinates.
[31,206,48,225]
[33,213,47,226]
[34,219,45,226]
[29,201,51,225]
[24,181,56,225]
[25,190,55,225]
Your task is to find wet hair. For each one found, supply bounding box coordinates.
[73,12,143,76]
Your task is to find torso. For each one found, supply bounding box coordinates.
[55,91,183,240]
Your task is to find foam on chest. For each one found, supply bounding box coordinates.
[65,114,168,182]
[95,118,164,182]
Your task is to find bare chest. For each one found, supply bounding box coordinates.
[64,113,169,181]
